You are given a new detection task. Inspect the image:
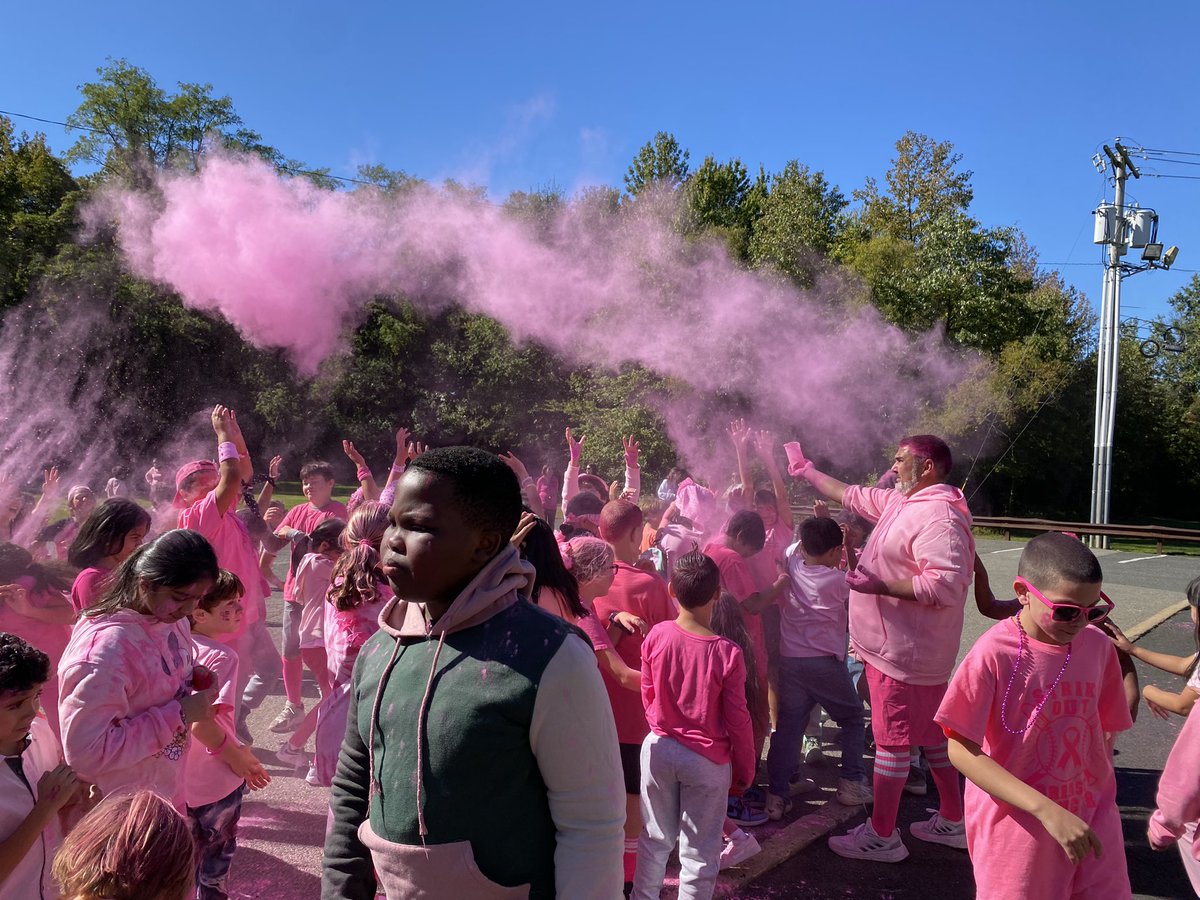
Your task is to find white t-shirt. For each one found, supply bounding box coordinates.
[0,715,62,900]
[780,544,851,660]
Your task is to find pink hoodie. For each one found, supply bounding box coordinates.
[841,482,975,685]
[1150,699,1200,857]
[58,609,195,810]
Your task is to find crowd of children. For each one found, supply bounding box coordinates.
[0,409,1197,899]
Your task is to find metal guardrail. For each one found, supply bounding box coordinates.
[790,506,1200,554]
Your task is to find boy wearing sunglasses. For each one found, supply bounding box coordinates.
[936,532,1133,900]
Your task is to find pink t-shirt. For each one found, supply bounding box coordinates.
[640,621,755,790]
[324,588,390,686]
[280,501,348,603]
[935,619,1133,900]
[185,634,243,808]
[70,566,111,613]
[59,610,195,812]
[781,551,850,659]
[535,590,613,653]
[593,563,677,744]
[748,521,793,592]
[294,553,335,650]
[704,542,768,687]
[177,491,262,631]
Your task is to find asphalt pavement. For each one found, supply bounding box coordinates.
[221,540,1200,899]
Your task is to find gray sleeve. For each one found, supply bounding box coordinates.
[530,633,626,900]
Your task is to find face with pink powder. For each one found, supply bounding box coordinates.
[181,469,219,505]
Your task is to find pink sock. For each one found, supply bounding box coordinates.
[871,745,909,838]
[723,817,738,838]
[926,743,964,821]
[623,839,638,883]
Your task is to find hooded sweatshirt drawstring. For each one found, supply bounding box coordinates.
[366,545,536,848]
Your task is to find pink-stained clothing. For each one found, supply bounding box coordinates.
[537,474,559,511]
[704,542,768,688]
[178,491,263,633]
[640,622,755,791]
[841,483,974,686]
[1149,697,1200,893]
[748,521,793,594]
[59,609,195,811]
[593,563,677,744]
[294,552,335,651]
[185,634,243,808]
[780,551,850,660]
[935,619,1133,900]
[0,714,62,900]
[866,662,947,747]
[278,500,348,602]
[535,589,614,653]
[313,589,390,786]
[70,565,111,613]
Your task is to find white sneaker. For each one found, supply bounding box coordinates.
[305,764,322,787]
[835,777,874,806]
[828,819,909,863]
[269,702,305,734]
[275,741,310,769]
[909,810,967,849]
[719,829,761,870]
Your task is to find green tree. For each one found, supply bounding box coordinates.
[855,131,973,242]
[625,132,690,196]
[748,160,848,284]
[0,119,80,307]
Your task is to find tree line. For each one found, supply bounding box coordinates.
[1,58,1197,524]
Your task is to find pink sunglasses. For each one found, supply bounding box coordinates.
[1015,577,1114,624]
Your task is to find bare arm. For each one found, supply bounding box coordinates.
[743,575,790,615]
[972,554,1022,620]
[754,431,792,527]
[947,733,1102,864]
[212,405,247,519]
[2,585,76,626]
[597,649,640,691]
[342,442,379,502]
[728,420,752,509]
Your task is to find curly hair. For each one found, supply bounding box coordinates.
[0,632,50,695]
[327,502,389,612]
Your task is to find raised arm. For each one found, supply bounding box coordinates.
[621,435,641,499]
[727,420,752,510]
[783,441,848,503]
[500,452,542,513]
[342,441,378,503]
[212,406,249,518]
[754,431,793,527]
[561,428,584,510]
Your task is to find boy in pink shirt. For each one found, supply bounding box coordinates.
[185,570,270,899]
[270,460,348,734]
[633,552,754,900]
[936,533,1133,899]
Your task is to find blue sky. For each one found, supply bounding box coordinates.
[6,0,1200,323]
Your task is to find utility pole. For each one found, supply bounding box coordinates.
[1089,143,1138,550]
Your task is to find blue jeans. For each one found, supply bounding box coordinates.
[767,655,866,795]
[188,782,244,900]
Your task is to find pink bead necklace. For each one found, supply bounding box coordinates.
[1000,613,1071,735]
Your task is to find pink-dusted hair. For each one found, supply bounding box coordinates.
[53,790,194,900]
[898,434,952,479]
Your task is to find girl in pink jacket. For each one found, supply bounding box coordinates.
[58,529,219,812]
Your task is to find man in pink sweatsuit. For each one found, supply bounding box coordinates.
[785,434,974,862]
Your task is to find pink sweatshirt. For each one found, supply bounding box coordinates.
[841,483,975,685]
[178,491,263,633]
[58,610,195,811]
[640,621,755,791]
[1150,698,1200,858]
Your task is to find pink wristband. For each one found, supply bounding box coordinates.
[356,466,372,482]
[218,442,239,463]
[205,732,229,756]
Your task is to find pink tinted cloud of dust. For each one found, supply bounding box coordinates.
[103,151,984,478]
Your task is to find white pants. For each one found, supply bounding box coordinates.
[632,733,730,900]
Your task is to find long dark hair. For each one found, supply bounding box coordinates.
[68,499,152,569]
[519,511,586,618]
[86,529,219,618]
[710,590,762,719]
[0,544,73,597]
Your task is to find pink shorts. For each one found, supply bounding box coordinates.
[865,661,948,748]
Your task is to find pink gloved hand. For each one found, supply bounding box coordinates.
[845,567,888,595]
[783,441,812,476]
